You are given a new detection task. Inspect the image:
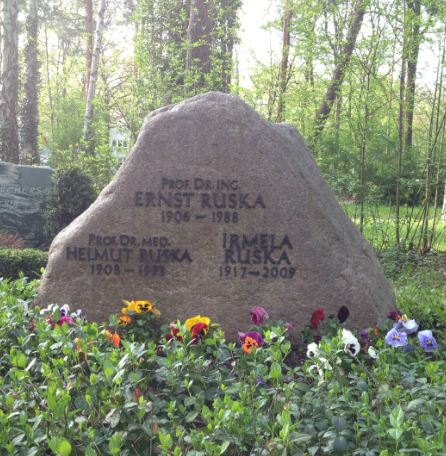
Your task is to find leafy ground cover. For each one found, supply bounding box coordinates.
[0,269,445,456]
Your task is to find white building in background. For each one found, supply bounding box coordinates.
[110,127,130,161]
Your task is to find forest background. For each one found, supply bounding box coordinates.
[1,0,446,255]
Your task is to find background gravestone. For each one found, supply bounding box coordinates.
[0,162,53,248]
[37,92,394,339]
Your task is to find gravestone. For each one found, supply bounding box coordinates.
[0,162,53,248]
[37,92,394,339]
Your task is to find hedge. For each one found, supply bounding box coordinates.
[0,248,48,279]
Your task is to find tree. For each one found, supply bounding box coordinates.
[0,0,20,163]
[21,0,41,165]
[134,0,241,116]
[84,0,94,95]
[186,0,212,90]
[276,0,293,122]
[312,0,368,143]
[83,0,107,154]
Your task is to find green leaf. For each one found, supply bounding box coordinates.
[387,428,403,441]
[57,440,72,456]
[220,441,230,454]
[108,432,123,455]
[269,362,282,380]
[185,411,198,422]
[406,398,425,411]
[389,405,404,428]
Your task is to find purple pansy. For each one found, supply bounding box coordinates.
[418,330,438,352]
[337,306,350,323]
[238,331,264,347]
[56,316,75,326]
[250,306,269,326]
[385,328,408,348]
[387,310,401,321]
[393,316,419,334]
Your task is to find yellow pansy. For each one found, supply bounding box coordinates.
[185,315,211,333]
[122,300,160,316]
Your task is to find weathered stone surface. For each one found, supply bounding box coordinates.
[0,162,53,248]
[37,92,394,339]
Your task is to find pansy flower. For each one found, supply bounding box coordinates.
[394,314,418,334]
[56,315,75,326]
[185,316,210,341]
[387,310,402,321]
[418,330,438,352]
[119,315,132,325]
[185,315,210,332]
[385,327,408,347]
[341,329,360,356]
[105,330,121,347]
[191,322,208,340]
[306,342,320,358]
[367,346,378,359]
[310,308,325,329]
[165,322,184,342]
[60,304,70,316]
[250,306,269,326]
[239,331,264,354]
[122,300,160,316]
[337,306,350,323]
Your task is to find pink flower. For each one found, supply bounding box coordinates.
[56,316,75,326]
[250,306,269,326]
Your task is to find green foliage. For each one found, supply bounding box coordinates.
[133,0,241,115]
[0,248,47,279]
[43,168,96,242]
[0,272,445,454]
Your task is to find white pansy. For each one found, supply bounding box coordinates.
[60,304,71,316]
[341,329,360,357]
[306,342,320,358]
[367,346,378,359]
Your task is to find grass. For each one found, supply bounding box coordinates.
[341,202,446,251]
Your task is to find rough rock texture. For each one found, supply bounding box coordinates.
[37,92,394,340]
[0,162,53,248]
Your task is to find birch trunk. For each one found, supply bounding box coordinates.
[0,0,20,163]
[276,0,292,122]
[84,0,94,95]
[83,0,106,154]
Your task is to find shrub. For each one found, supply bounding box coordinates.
[0,248,47,279]
[43,168,96,242]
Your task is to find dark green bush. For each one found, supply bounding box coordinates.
[43,167,96,242]
[0,248,47,279]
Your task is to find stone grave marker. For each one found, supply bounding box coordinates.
[0,162,53,248]
[37,92,394,339]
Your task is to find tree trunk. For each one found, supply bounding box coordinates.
[83,0,107,155]
[84,0,94,96]
[405,0,421,153]
[186,0,212,90]
[0,0,20,163]
[21,0,40,165]
[396,33,407,248]
[312,0,367,143]
[276,0,292,122]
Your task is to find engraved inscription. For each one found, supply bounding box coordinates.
[65,233,192,278]
[219,233,296,280]
[134,176,266,225]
